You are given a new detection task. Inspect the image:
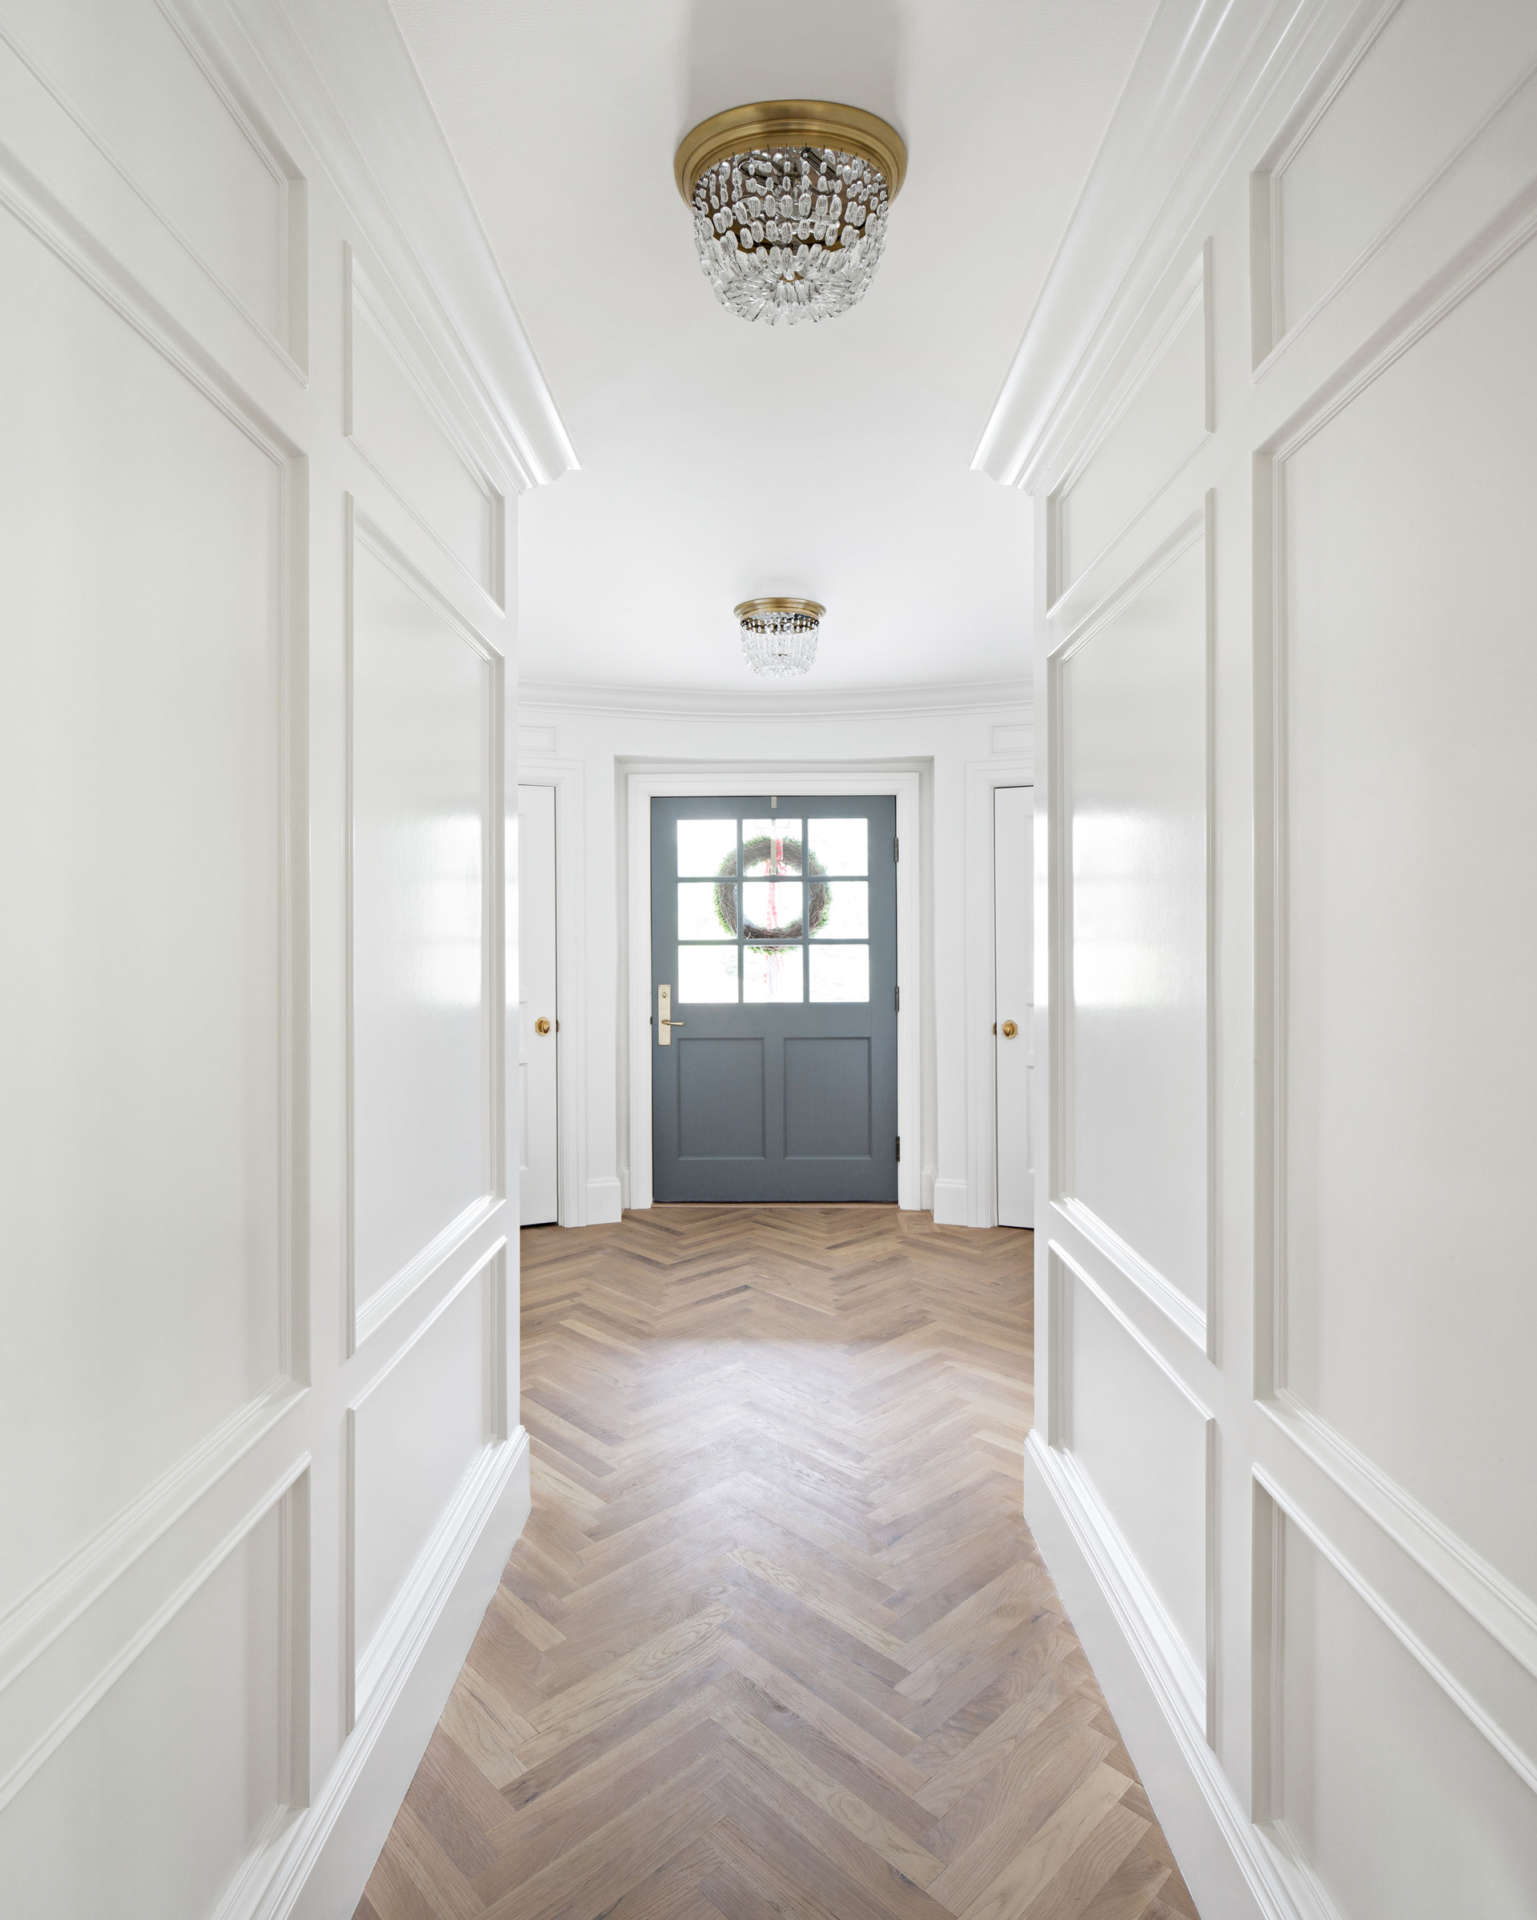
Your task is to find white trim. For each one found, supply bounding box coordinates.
[517,760,588,1229]
[224,0,576,491]
[964,756,1034,1229]
[972,0,1336,490]
[930,1178,969,1226]
[522,678,1032,721]
[257,1430,530,1920]
[624,763,922,1212]
[1048,1240,1218,1743]
[1025,1432,1296,1920]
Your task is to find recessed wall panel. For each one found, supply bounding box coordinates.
[0,198,291,1613]
[351,524,497,1325]
[1061,532,1208,1318]
[0,1494,292,1917]
[1272,0,1537,335]
[349,261,501,598]
[5,0,298,346]
[1278,235,1537,1599]
[351,1258,496,1673]
[1055,258,1207,593]
[1061,1256,1208,1684]
[1267,1502,1537,1918]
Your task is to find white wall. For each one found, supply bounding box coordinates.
[977,0,1537,1915]
[0,3,572,1915]
[518,687,1032,1228]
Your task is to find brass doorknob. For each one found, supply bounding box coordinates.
[534,1017,551,1036]
[1001,1019,1018,1040]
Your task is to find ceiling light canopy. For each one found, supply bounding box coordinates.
[736,598,824,677]
[675,101,907,325]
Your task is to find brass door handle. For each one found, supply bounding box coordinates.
[534,1017,551,1036]
[1001,1019,1018,1039]
[662,1018,686,1029]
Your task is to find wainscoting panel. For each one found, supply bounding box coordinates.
[0,0,304,355]
[349,509,503,1348]
[0,163,299,1617]
[1051,249,1210,598]
[1053,516,1210,1337]
[980,0,1537,1912]
[1268,223,1537,1605]
[1256,1482,1537,1920]
[0,4,564,1915]
[347,249,504,602]
[1256,0,1537,353]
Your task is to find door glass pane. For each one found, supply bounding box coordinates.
[811,879,867,940]
[679,880,733,940]
[677,818,736,876]
[741,819,802,876]
[741,879,805,938]
[810,944,869,1002]
[678,944,738,1002]
[744,943,804,1003]
[808,817,867,875]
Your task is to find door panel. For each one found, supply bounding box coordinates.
[518,784,558,1224]
[651,795,897,1202]
[995,785,1035,1227]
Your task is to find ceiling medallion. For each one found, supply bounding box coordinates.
[736,598,824,677]
[675,101,907,325]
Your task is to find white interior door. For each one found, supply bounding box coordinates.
[518,784,558,1224]
[994,785,1034,1227]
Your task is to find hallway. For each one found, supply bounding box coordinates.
[356,1209,1196,1920]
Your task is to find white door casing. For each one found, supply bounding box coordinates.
[518,783,559,1225]
[976,1,1537,1916]
[993,785,1034,1228]
[0,3,572,1916]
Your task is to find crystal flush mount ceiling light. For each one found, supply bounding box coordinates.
[736,598,825,677]
[674,101,907,325]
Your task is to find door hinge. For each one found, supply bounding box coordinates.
[895,1135,901,1162]
[893,834,900,863]
[894,984,900,1012]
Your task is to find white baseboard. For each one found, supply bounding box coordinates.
[930,1177,970,1227]
[1023,1433,1296,1920]
[586,1175,624,1225]
[264,1430,531,1920]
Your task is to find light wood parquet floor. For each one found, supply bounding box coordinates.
[356,1207,1199,1920]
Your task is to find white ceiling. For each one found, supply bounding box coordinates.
[391,0,1154,693]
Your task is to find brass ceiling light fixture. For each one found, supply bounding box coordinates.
[674,101,907,325]
[735,598,825,677]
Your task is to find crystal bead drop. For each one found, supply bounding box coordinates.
[692,144,890,325]
[738,608,820,677]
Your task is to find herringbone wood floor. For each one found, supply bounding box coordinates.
[356,1207,1198,1920]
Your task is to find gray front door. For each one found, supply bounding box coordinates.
[651,795,898,1202]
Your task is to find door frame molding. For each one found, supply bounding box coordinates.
[516,759,587,1228]
[965,756,1035,1227]
[626,763,922,1212]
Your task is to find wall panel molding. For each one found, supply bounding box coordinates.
[1252,1474,1537,1918]
[0,0,308,368]
[346,501,506,1353]
[346,1241,509,1728]
[1050,1244,1217,1743]
[345,245,506,605]
[1047,502,1214,1356]
[1047,244,1212,604]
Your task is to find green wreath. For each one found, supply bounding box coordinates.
[714,835,830,943]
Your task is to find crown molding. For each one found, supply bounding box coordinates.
[972,0,1338,493]
[225,0,577,492]
[518,676,1033,721]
